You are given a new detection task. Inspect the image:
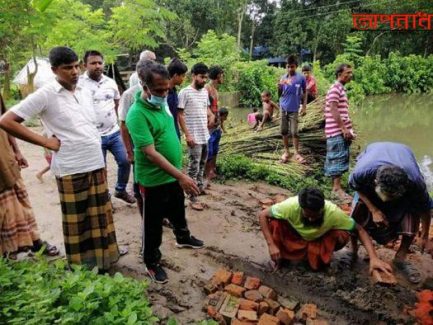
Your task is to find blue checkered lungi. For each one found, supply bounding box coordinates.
[324,134,350,177]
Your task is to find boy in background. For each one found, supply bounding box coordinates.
[256,90,279,131]
[205,107,229,182]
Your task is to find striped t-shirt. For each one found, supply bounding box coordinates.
[178,85,210,144]
[324,81,353,138]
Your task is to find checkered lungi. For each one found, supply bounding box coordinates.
[56,168,119,270]
[0,178,40,255]
[324,134,350,177]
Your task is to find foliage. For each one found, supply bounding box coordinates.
[0,257,157,324]
[218,154,333,196]
[109,0,176,51]
[232,60,283,107]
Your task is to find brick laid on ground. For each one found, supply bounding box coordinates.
[244,276,261,290]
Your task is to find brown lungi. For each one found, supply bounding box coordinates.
[0,178,40,255]
[269,219,350,270]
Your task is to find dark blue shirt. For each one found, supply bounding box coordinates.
[279,72,306,112]
[349,142,430,219]
[167,87,180,138]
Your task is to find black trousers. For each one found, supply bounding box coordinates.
[140,181,190,266]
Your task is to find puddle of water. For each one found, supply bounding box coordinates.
[227,93,433,187]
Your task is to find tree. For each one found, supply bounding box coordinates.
[108,0,176,53]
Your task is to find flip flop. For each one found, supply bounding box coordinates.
[31,241,60,256]
[190,202,205,211]
[393,260,421,284]
[119,246,129,256]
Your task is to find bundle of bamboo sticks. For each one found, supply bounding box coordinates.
[220,97,326,170]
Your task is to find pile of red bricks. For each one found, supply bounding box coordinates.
[203,268,329,325]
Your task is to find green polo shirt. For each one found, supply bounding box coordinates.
[270,196,355,241]
[126,91,182,187]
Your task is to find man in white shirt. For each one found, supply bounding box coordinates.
[128,50,156,88]
[0,46,119,271]
[79,50,135,204]
[178,63,215,210]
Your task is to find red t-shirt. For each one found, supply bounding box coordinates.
[306,76,317,97]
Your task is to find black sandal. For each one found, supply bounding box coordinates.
[393,260,421,284]
[31,240,60,256]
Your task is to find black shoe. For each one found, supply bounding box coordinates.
[176,235,204,249]
[114,190,136,204]
[145,263,168,284]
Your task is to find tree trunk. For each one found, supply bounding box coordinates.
[249,23,256,60]
[237,1,247,49]
[2,61,11,100]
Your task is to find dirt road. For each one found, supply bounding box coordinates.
[17,131,433,324]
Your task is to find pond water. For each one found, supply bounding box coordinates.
[228,93,433,188]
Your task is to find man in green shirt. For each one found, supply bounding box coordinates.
[126,62,204,284]
[259,187,392,275]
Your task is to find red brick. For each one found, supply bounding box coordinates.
[244,276,261,290]
[244,290,263,302]
[258,285,278,300]
[214,313,228,325]
[306,320,329,325]
[220,295,241,320]
[204,283,219,294]
[204,292,228,313]
[264,299,280,315]
[231,320,257,325]
[232,272,245,286]
[212,268,233,286]
[258,313,280,325]
[276,308,295,325]
[371,270,397,286]
[238,310,258,322]
[208,305,218,317]
[300,304,317,320]
[239,298,259,311]
[258,301,270,315]
[225,284,247,297]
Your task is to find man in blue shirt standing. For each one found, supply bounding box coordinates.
[167,58,188,139]
[278,55,307,164]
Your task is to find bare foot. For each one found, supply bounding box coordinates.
[36,173,44,183]
[279,152,291,164]
[332,189,353,203]
[294,153,306,164]
[190,202,205,211]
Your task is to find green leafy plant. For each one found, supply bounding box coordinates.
[0,257,157,324]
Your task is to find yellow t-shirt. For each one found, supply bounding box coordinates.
[270,196,355,241]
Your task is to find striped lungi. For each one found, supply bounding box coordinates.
[0,178,40,255]
[269,219,350,270]
[351,194,420,244]
[56,168,119,270]
[324,134,350,177]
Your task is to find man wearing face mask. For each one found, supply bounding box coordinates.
[259,188,392,274]
[126,62,204,284]
[349,142,431,284]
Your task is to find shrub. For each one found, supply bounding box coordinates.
[0,257,157,324]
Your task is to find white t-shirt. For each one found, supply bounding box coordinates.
[10,80,105,177]
[119,84,141,121]
[178,85,210,145]
[129,72,139,89]
[78,73,120,136]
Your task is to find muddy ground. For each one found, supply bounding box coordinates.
[17,129,433,324]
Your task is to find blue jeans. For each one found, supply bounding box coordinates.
[101,130,130,192]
